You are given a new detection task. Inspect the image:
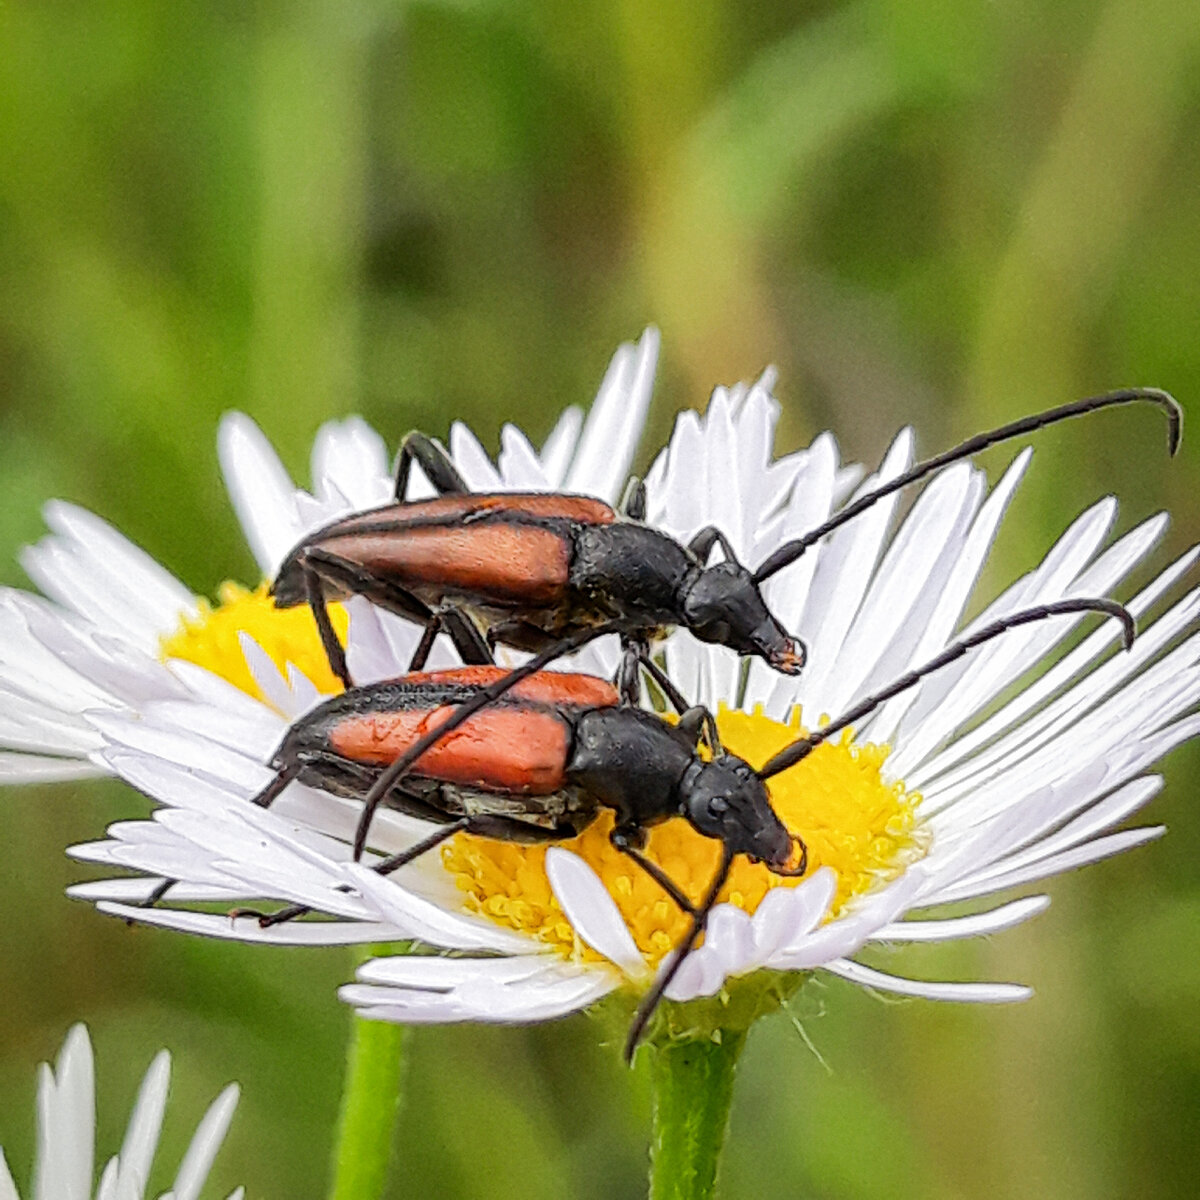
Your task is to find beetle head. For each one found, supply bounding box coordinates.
[680,755,795,871]
[681,561,806,673]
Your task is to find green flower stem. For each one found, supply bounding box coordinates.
[649,1031,747,1200]
[329,950,410,1200]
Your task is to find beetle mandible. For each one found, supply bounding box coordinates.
[270,388,1178,698]
[231,595,1134,1060]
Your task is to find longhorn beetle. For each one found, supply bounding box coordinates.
[271,388,1178,701]
[224,596,1134,1061]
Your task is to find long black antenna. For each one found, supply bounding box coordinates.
[350,620,626,859]
[624,844,735,1063]
[757,597,1134,780]
[753,388,1181,584]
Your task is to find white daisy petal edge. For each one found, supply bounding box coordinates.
[3,332,1195,1031]
[0,1024,241,1200]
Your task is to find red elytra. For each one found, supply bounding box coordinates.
[320,522,572,606]
[326,668,619,794]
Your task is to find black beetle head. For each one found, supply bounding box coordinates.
[681,561,806,674]
[681,755,794,871]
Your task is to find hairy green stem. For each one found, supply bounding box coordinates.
[649,1032,746,1200]
[328,1003,409,1199]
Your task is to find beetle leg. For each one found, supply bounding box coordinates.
[439,606,494,665]
[615,639,642,705]
[302,561,352,689]
[620,475,647,521]
[676,705,722,756]
[625,843,735,1063]
[251,765,298,808]
[610,826,698,916]
[303,547,432,624]
[407,619,441,672]
[636,650,690,714]
[687,525,741,566]
[393,431,468,501]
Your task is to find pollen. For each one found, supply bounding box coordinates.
[442,705,927,967]
[159,582,348,703]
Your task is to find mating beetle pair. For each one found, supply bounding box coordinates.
[215,385,1175,1055]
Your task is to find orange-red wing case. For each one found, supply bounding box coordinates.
[330,704,572,794]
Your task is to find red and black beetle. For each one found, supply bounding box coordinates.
[234,596,1134,1060]
[270,391,1178,698]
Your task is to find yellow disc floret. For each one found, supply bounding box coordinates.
[160,582,348,703]
[443,705,927,967]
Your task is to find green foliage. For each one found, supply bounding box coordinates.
[1,1,1198,1195]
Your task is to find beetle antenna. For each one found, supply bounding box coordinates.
[624,844,735,1064]
[350,619,628,859]
[757,596,1135,780]
[752,388,1181,584]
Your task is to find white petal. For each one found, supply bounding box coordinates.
[98,901,398,945]
[0,1152,19,1200]
[171,1084,239,1200]
[346,865,549,955]
[539,407,584,487]
[565,328,658,502]
[311,417,392,510]
[0,753,104,782]
[116,1051,170,1196]
[824,958,1032,1002]
[872,895,1050,942]
[344,959,615,1024]
[218,413,302,576]
[545,849,645,976]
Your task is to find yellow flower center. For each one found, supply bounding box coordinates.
[162,584,927,967]
[160,582,348,703]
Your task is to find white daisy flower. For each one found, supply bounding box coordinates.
[1,1024,241,1200]
[38,344,1193,1046]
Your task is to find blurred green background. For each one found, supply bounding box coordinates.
[2,1,1199,1196]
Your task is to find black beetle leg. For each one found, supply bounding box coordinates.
[302,560,352,689]
[393,431,469,501]
[620,476,647,521]
[625,844,735,1062]
[636,650,690,714]
[677,705,722,756]
[407,607,494,672]
[686,525,741,567]
[615,640,642,706]
[438,606,493,666]
[406,618,441,672]
[611,826,698,916]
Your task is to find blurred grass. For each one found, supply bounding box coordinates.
[1,1,1199,1196]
